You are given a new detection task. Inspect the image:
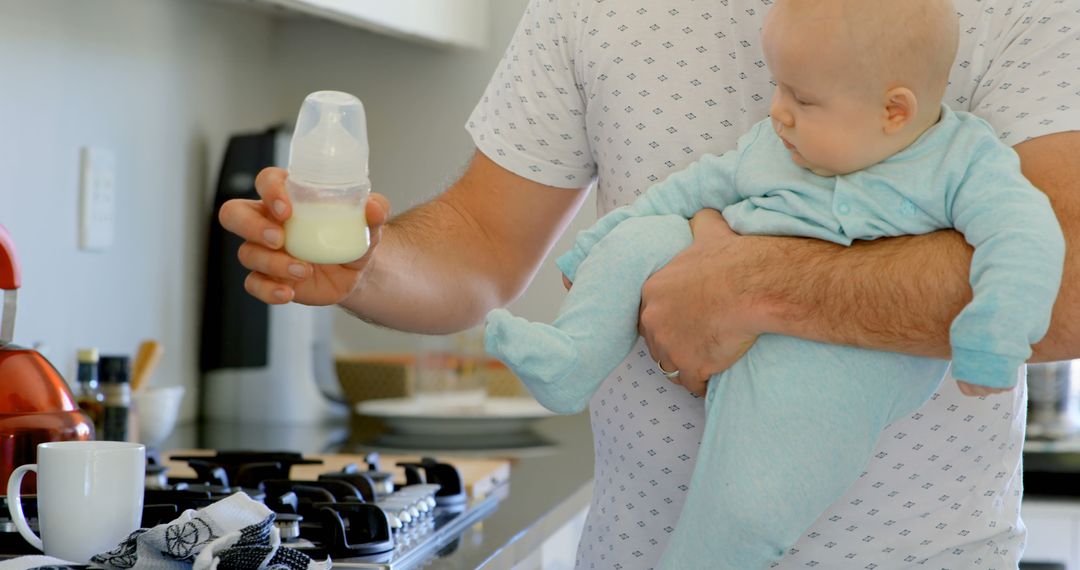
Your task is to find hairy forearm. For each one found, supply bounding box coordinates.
[336,150,589,334]
[755,230,972,359]
[338,197,511,334]
[757,132,1080,362]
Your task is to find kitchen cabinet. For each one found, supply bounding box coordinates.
[1023,444,1080,568]
[233,0,490,49]
[510,500,589,570]
[1023,499,1080,569]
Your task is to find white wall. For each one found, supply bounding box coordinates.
[0,0,598,422]
[272,0,597,355]
[0,0,281,421]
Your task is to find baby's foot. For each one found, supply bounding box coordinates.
[485,309,588,414]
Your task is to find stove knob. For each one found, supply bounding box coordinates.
[391,492,428,515]
[401,501,425,518]
[376,502,412,526]
[393,500,421,521]
[145,464,169,490]
[383,510,403,531]
[274,513,302,541]
[399,492,436,512]
[395,484,440,512]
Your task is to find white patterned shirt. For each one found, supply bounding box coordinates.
[466,0,1080,567]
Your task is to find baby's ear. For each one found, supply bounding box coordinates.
[882,87,917,135]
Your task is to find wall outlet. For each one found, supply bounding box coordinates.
[78,147,116,251]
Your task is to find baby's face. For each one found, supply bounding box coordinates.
[762,14,893,176]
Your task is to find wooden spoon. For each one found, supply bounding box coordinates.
[131,340,163,392]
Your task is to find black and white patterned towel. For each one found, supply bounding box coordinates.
[0,493,329,570]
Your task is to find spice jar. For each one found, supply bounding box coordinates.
[98,355,131,442]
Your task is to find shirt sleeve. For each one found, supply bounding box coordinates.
[946,125,1066,388]
[465,0,595,189]
[969,0,1080,145]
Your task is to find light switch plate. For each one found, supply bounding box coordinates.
[78,146,116,251]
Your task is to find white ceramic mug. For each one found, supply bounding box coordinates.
[6,441,145,563]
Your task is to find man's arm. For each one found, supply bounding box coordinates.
[340,150,590,333]
[641,131,1080,394]
[765,131,1080,357]
[221,149,589,334]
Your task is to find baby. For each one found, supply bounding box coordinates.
[485,0,1065,567]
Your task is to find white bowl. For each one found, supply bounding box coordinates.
[132,386,185,448]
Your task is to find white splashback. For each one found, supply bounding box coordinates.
[0,0,282,421]
[0,0,596,423]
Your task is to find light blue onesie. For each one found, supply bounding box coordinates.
[484,105,1065,569]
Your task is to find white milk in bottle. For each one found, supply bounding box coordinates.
[284,91,371,264]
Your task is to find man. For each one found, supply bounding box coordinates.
[221,0,1080,566]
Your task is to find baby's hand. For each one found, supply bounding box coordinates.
[955,380,1012,397]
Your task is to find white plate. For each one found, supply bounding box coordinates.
[371,431,558,455]
[356,397,555,436]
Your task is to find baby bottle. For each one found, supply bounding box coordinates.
[284,90,371,264]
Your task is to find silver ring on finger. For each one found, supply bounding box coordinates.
[657,360,681,379]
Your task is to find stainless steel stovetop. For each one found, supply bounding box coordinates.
[327,492,501,569]
[0,451,505,569]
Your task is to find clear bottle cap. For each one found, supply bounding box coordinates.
[288,91,369,187]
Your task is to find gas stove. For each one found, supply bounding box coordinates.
[0,450,504,569]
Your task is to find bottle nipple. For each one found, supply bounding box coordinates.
[288,91,370,188]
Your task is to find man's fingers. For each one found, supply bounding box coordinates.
[687,208,731,237]
[684,376,708,398]
[656,358,679,377]
[360,194,389,257]
[956,380,1010,397]
[218,199,287,250]
[254,167,291,221]
[243,272,295,305]
[237,243,310,281]
[655,357,708,396]
[674,366,709,397]
[642,333,666,375]
[367,193,391,227]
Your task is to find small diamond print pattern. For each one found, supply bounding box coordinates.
[466,0,1080,568]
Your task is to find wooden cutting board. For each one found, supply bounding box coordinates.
[162,450,510,500]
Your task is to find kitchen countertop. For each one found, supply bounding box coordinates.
[161,411,1080,568]
[163,411,596,569]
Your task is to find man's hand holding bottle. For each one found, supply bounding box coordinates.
[217,166,391,307]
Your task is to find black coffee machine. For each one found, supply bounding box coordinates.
[199,127,345,426]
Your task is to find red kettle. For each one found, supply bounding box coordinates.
[0,225,94,493]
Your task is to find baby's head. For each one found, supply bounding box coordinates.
[762,0,959,176]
